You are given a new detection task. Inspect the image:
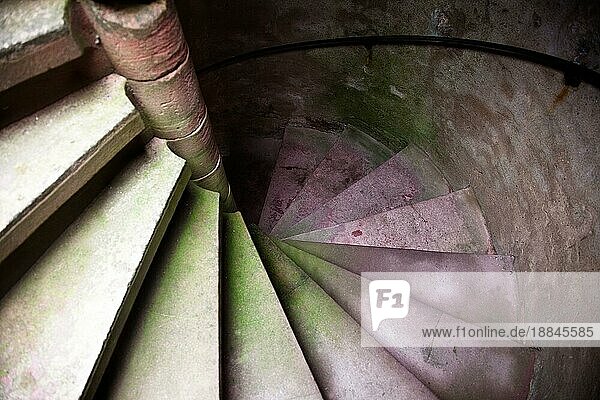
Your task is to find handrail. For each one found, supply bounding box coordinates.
[197,35,600,88]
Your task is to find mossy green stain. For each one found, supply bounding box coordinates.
[308,46,436,152]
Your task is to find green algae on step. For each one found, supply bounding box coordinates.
[0,74,143,265]
[0,139,189,400]
[223,212,321,400]
[277,241,534,400]
[250,226,438,400]
[98,186,220,399]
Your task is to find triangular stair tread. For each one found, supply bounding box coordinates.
[259,126,336,233]
[277,241,534,400]
[283,144,450,237]
[0,74,143,264]
[286,188,494,254]
[284,240,515,323]
[250,227,438,400]
[271,125,393,236]
[97,186,221,399]
[222,212,321,400]
[0,139,189,399]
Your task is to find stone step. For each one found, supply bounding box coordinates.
[278,241,534,400]
[0,74,143,272]
[222,212,321,400]
[0,0,93,91]
[97,186,220,399]
[286,188,494,254]
[250,227,439,400]
[282,144,450,237]
[0,139,189,400]
[270,125,393,237]
[259,126,337,233]
[284,240,515,324]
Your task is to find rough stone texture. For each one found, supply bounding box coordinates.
[288,188,493,254]
[0,74,143,264]
[182,0,600,396]
[178,0,600,72]
[97,185,220,399]
[283,144,450,237]
[167,114,219,178]
[271,125,393,236]
[126,52,207,140]
[222,212,321,400]
[278,241,534,400]
[259,126,337,233]
[0,0,83,91]
[0,139,189,400]
[250,227,439,400]
[83,0,188,81]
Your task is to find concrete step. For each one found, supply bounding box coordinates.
[286,188,494,253]
[0,139,189,400]
[0,0,93,91]
[97,186,220,399]
[271,125,393,237]
[250,227,439,400]
[278,241,534,400]
[0,74,143,271]
[259,126,337,233]
[284,240,515,323]
[282,144,450,237]
[222,212,321,400]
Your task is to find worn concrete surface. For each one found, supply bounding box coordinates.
[0,140,189,400]
[288,188,493,253]
[251,227,439,400]
[259,126,337,233]
[222,212,321,400]
[271,125,393,236]
[97,186,220,399]
[283,144,450,237]
[0,74,143,264]
[278,241,534,400]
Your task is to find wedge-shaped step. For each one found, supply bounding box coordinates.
[251,227,438,400]
[285,241,515,323]
[287,188,493,253]
[0,140,189,400]
[271,125,393,236]
[98,186,220,399]
[283,145,450,237]
[259,126,337,233]
[278,242,534,400]
[0,74,143,264]
[223,212,321,400]
[0,0,85,91]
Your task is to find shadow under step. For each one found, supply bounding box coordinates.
[222,212,321,400]
[0,140,189,400]
[278,241,535,400]
[285,188,494,254]
[250,226,438,400]
[271,125,393,237]
[0,74,143,271]
[282,144,450,237]
[96,186,220,399]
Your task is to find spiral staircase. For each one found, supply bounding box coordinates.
[1,1,598,400]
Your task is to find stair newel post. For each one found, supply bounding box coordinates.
[82,0,235,211]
